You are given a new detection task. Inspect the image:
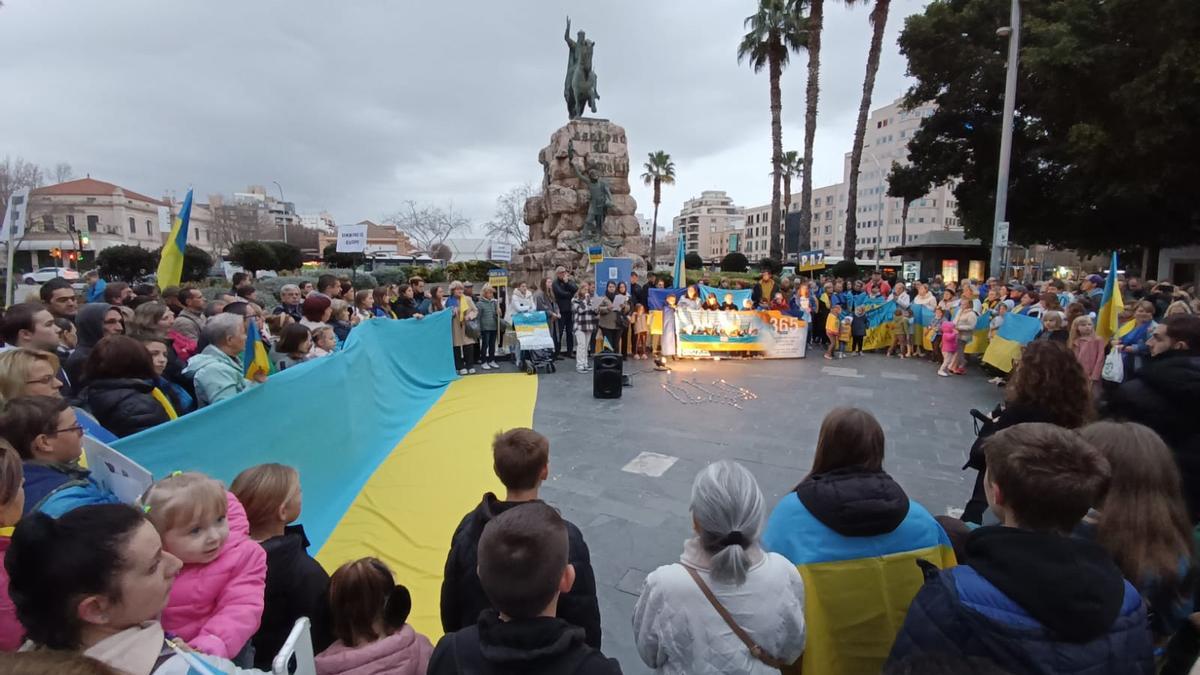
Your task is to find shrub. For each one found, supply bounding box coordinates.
[322,243,358,269]
[830,259,860,280]
[228,241,277,274]
[264,241,303,272]
[720,252,749,273]
[445,261,492,282]
[757,257,782,275]
[684,252,704,270]
[96,245,156,281]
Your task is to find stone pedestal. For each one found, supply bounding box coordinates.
[513,118,644,285]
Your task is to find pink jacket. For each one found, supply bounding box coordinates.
[161,492,267,658]
[0,537,23,651]
[940,321,958,352]
[314,626,433,675]
[1074,336,1106,382]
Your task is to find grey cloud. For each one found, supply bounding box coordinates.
[0,0,929,233]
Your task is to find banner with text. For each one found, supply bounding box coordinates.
[675,309,806,359]
[512,311,554,350]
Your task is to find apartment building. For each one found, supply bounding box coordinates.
[671,190,746,261]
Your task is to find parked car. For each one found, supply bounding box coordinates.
[23,267,80,284]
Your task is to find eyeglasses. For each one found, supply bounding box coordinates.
[25,374,59,386]
[53,425,84,436]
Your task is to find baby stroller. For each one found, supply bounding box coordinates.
[511,311,557,375]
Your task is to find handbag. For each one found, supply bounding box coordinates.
[1102,347,1125,383]
[464,317,481,340]
[680,564,791,669]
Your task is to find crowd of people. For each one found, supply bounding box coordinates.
[0,266,1198,674]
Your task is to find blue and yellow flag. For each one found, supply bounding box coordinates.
[156,188,193,290]
[1096,251,1124,341]
[672,233,687,289]
[243,319,271,380]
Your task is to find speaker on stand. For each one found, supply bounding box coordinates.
[592,353,624,399]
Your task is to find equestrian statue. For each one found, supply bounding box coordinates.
[564,16,599,119]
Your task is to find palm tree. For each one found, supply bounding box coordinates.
[738,0,806,263]
[842,0,892,262]
[794,0,822,260]
[641,151,676,270]
[781,150,804,252]
[886,161,930,250]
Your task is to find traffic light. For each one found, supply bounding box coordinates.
[68,252,77,261]
[80,233,90,246]
[50,247,61,259]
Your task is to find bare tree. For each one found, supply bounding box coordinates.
[208,195,272,254]
[0,156,46,214]
[484,183,536,246]
[386,200,469,253]
[51,162,74,184]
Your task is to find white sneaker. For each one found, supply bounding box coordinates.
[480,362,492,370]
[489,362,499,369]
[458,369,468,375]
[938,370,949,377]
[468,368,477,374]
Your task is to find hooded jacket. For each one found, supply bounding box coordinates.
[1105,351,1200,520]
[887,526,1154,674]
[72,377,170,438]
[21,460,121,518]
[251,525,332,670]
[761,467,955,675]
[315,625,432,675]
[440,494,601,648]
[161,492,268,659]
[64,302,112,387]
[428,611,621,675]
[184,345,250,408]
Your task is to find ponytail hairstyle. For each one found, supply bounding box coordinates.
[327,557,412,648]
[690,460,765,586]
[6,504,147,649]
[231,463,300,539]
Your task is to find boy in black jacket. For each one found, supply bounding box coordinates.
[440,428,601,647]
[887,423,1154,674]
[428,502,622,675]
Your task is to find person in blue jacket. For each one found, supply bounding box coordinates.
[886,423,1155,675]
[0,396,120,518]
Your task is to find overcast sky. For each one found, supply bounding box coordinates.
[0,0,929,236]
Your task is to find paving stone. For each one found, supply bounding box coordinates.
[621,451,679,477]
[820,366,863,378]
[615,568,649,596]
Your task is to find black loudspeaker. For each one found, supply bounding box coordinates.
[593,353,624,399]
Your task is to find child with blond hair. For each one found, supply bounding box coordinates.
[232,463,332,670]
[140,471,267,661]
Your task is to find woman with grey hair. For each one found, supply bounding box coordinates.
[632,460,806,674]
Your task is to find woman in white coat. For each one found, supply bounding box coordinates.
[632,460,806,674]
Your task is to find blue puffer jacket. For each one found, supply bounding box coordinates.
[22,461,122,518]
[887,526,1154,675]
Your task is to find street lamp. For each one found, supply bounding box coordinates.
[272,180,288,244]
[865,152,885,272]
[990,0,1021,282]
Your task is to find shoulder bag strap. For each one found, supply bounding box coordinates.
[681,564,790,669]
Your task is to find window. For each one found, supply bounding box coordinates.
[40,214,53,232]
[66,215,75,230]
[87,215,99,232]
[129,217,136,233]
[918,217,925,223]
[146,219,153,235]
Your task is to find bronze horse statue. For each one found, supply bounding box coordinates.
[564,17,599,119]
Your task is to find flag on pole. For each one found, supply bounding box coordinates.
[672,233,686,289]
[1096,251,1124,340]
[156,188,193,290]
[243,319,272,380]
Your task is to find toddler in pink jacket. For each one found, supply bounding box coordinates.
[937,319,958,377]
[141,471,267,660]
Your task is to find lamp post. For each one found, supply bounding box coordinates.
[990,0,1021,282]
[865,152,884,272]
[272,180,288,244]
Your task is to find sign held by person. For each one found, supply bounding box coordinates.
[337,223,367,253]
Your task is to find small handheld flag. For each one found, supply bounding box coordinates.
[243,319,272,380]
[1096,251,1124,341]
[156,188,193,290]
[672,234,686,289]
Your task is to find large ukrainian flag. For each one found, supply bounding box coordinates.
[156,188,193,290]
[113,313,537,637]
[763,494,955,675]
[1096,251,1124,340]
[981,311,1043,373]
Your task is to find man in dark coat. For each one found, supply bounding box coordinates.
[1105,314,1200,519]
[887,424,1154,674]
[552,267,579,357]
[430,503,620,675]
[440,429,601,648]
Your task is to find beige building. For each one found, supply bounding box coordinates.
[742,96,963,262]
[21,177,219,270]
[671,190,746,262]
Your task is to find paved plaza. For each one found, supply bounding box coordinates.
[530,352,1001,672]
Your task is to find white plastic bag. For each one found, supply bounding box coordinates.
[1102,347,1125,383]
